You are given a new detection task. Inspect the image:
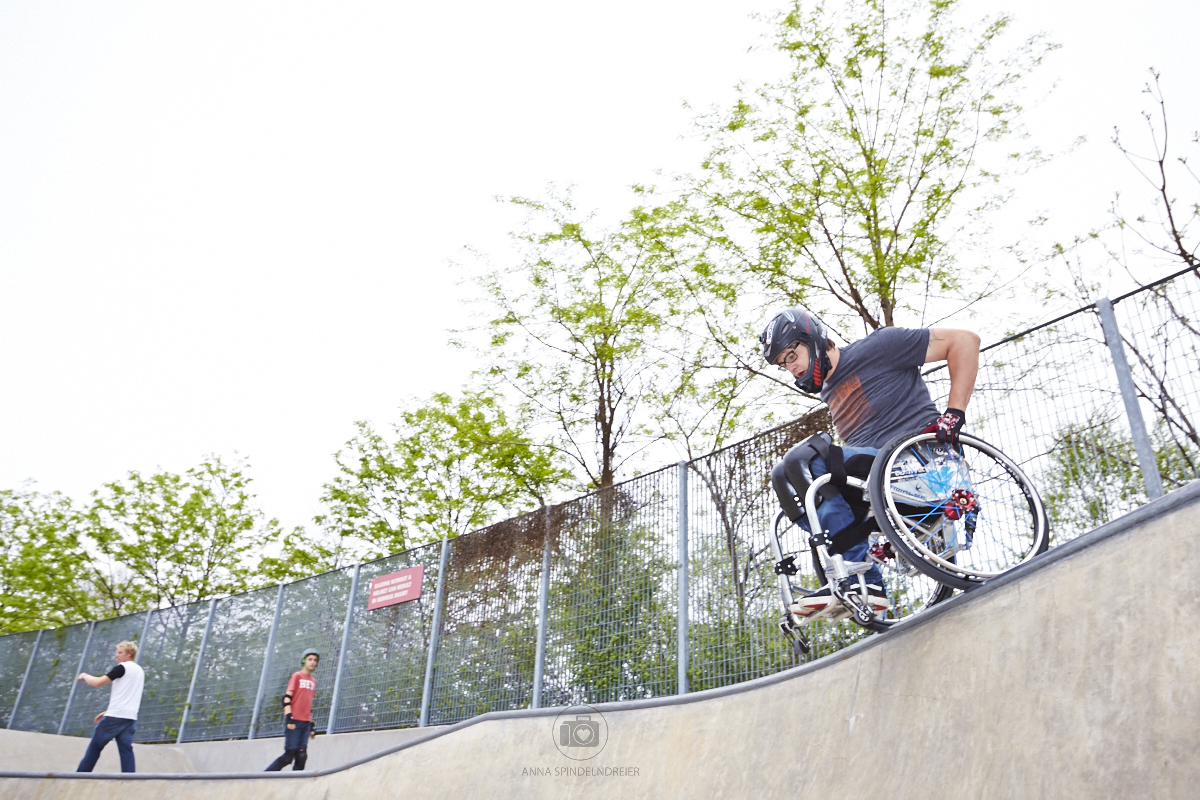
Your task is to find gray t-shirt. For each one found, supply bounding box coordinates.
[820,327,938,448]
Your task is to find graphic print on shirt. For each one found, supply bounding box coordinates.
[827,373,875,442]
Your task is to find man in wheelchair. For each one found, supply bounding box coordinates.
[760,307,981,618]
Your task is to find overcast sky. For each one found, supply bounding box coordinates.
[2,0,1196,532]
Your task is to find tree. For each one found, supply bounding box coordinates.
[1109,71,1198,277]
[462,1,1055,485]
[1100,73,1199,471]
[1038,71,1199,496]
[470,188,812,486]
[690,0,1053,335]
[1044,411,1198,537]
[83,455,280,611]
[623,194,813,458]
[466,192,690,488]
[0,487,102,633]
[316,389,571,562]
[1046,71,1197,299]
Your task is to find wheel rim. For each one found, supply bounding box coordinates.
[881,434,1046,579]
[870,534,950,620]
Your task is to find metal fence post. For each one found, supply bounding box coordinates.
[58,621,96,735]
[419,537,451,727]
[176,598,217,744]
[138,609,154,656]
[248,583,286,739]
[677,461,689,695]
[1097,297,1166,500]
[532,506,552,709]
[7,630,43,730]
[327,564,360,734]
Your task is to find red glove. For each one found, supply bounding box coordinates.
[924,408,966,445]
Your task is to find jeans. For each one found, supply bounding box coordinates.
[77,715,137,773]
[801,446,884,588]
[265,719,313,771]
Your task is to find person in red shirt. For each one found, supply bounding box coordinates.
[264,648,319,771]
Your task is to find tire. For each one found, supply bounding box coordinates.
[867,535,954,628]
[867,430,1050,591]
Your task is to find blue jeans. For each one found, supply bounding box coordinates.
[77,715,137,773]
[265,719,313,771]
[801,446,884,588]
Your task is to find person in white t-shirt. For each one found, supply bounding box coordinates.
[75,640,146,773]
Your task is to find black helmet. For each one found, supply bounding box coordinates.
[759,307,832,394]
[300,648,320,664]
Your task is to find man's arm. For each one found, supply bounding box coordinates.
[77,673,112,688]
[925,328,981,411]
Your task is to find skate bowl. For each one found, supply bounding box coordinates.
[2,481,1198,799]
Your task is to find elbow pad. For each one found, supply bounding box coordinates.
[281,693,293,708]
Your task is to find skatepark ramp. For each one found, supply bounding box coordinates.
[2,480,1197,799]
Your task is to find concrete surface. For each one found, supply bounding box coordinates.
[0,729,194,774]
[176,727,443,773]
[3,480,1198,799]
[0,726,443,775]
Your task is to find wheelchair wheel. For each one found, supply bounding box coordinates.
[868,534,954,627]
[867,431,1049,591]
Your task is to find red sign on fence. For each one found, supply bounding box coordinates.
[367,566,425,610]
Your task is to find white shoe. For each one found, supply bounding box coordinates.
[864,584,892,611]
[790,587,834,617]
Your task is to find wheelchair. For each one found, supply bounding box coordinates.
[769,428,1050,655]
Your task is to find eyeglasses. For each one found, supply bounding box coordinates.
[776,345,804,370]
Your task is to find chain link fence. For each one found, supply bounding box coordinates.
[183,587,277,742]
[8,622,91,734]
[686,412,828,692]
[2,269,1196,741]
[1111,278,1200,491]
[922,267,1200,542]
[426,513,542,724]
[542,468,680,708]
[0,630,38,729]
[137,603,208,742]
[332,543,440,733]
